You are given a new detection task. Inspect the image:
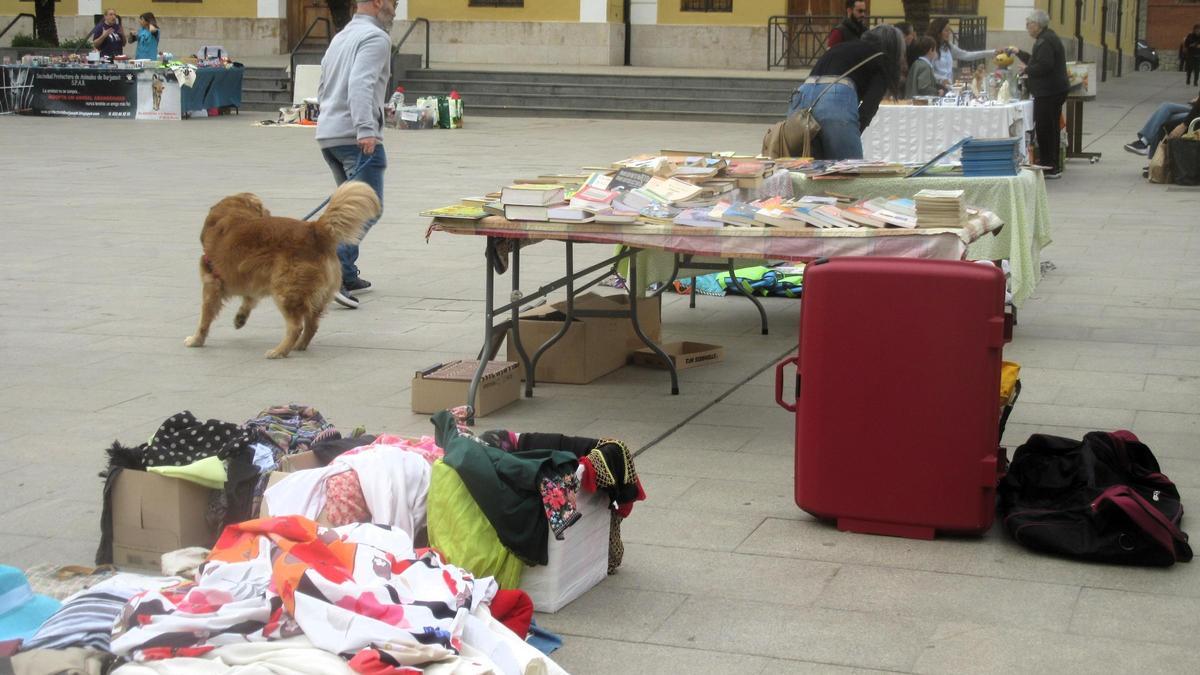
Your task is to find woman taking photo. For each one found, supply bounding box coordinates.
[128,13,161,61]
[927,17,998,87]
[787,24,906,159]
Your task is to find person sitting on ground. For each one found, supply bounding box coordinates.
[128,13,160,61]
[1124,95,1200,157]
[789,24,906,160]
[89,9,125,61]
[905,37,942,98]
[927,17,1001,87]
[827,0,868,49]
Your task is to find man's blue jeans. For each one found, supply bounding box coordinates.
[1139,102,1190,158]
[787,81,863,160]
[321,143,386,285]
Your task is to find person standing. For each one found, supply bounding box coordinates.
[790,25,906,159]
[906,37,942,98]
[316,0,395,309]
[1013,10,1069,179]
[89,9,125,61]
[1185,25,1200,87]
[827,0,868,49]
[128,13,160,61]
[927,17,998,87]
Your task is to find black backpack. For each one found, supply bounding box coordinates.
[998,430,1192,566]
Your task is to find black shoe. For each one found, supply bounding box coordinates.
[1124,139,1148,155]
[333,288,360,309]
[1142,166,1150,179]
[343,277,372,294]
[1044,170,1063,180]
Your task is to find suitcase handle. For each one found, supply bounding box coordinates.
[775,355,799,413]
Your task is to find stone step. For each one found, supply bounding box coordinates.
[396,78,794,102]
[403,69,799,91]
[401,89,787,117]
[457,104,777,124]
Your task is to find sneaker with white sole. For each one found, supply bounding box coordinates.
[1123,139,1149,155]
[344,277,372,294]
[333,288,359,309]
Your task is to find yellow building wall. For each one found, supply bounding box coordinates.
[1044,0,1135,57]
[1,0,79,17]
[658,0,787,27]
[53,0,260,19]
[407,0,579,22]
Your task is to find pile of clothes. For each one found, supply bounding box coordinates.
[2,403,646,673]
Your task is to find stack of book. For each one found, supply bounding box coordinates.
[914,189,966,228]
[960,138,1019,177]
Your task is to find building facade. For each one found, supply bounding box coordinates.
[0,0,1147,70]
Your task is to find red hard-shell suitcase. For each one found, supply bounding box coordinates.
[775,257,1008,539]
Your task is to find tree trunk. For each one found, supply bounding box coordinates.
[33,0,59,46]
[327,0,353,33]
[902,0,931,36]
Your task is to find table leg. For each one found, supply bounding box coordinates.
[727,259,769,335]
[467,238,498,423]
[526,241,577,397]
[629,247,679,395]
[507,241,534,396]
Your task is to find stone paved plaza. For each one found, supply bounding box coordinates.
[2,70,1199,673]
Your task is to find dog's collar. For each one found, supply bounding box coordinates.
[202,254,221,280]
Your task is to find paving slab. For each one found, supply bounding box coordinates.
[2,69,1199,673]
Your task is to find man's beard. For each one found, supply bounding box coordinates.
[378,7,396,32]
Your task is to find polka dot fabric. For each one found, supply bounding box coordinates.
[145,411,256,467]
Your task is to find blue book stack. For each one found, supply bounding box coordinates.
[961,138,1020,177]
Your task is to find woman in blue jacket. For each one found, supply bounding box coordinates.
[927,17,999,87]
[128,13,161,61]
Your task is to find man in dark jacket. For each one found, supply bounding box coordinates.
[1014,9,1069,178]
[827,0,867,49]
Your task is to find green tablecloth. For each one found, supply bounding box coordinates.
[790,169,1052,306]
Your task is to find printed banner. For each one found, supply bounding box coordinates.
[136,70,182,121]
[24,67,136,118]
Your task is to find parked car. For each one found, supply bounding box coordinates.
[1136,39,1159,71]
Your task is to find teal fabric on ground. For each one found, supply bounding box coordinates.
[431,411,578,566]
[675,265,803,298]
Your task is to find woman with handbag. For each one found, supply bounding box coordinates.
[786,24,905,160]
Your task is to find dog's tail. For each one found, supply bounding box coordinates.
[317,181,381,244]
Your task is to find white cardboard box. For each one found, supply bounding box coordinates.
[520,489,610,613]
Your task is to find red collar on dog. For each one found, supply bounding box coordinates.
[202,254,221,280]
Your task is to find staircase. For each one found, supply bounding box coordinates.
[398,70,796,124]
[241,66,292,112]
[239,66,799,122]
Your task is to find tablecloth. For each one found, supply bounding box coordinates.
[790,168,1052,306]
[861,101,1035,164]
[179,66,243,111]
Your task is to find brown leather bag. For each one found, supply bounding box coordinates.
[761,52,883,159]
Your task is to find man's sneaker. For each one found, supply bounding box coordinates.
[1044,170,1063,180]
[333,288,360,309]
[344,277,372,294]
[1124,139,1149,155]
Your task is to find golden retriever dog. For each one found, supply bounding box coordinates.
[185,181,381,358]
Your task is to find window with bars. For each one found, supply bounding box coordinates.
[681,0,733,12]
[469,0,524,7]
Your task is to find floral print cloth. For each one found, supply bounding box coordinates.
[538,471,582,541]
[321,470,372,526]
[109,516,497,668]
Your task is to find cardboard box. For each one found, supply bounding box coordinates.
[411,360,519,417]
[506,293,661,385]
[630,341,725,371]
[112,469,219,570]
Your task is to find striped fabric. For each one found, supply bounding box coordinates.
[21,587,138,652]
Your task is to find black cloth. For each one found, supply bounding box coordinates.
[517,432,599,457]
[829,16,866,46]
[310,434,378,466]
[1017,27,1069,97]
[432,411,578,566]
[1033,90,1067,174]
[95,465,123,565]
[809,40,890,130]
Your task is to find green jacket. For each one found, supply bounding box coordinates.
[905,57,939,98]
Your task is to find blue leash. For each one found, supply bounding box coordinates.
[303,153,375,221]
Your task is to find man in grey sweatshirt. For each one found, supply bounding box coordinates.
[316,0,395,309]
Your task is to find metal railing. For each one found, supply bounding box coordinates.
[0,13,37,42]
[768,14,987,69]
[289,17,332,93]
[393,17,430,69]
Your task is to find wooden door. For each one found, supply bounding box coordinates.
[785,0,844,68]
[287,0,332,50]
